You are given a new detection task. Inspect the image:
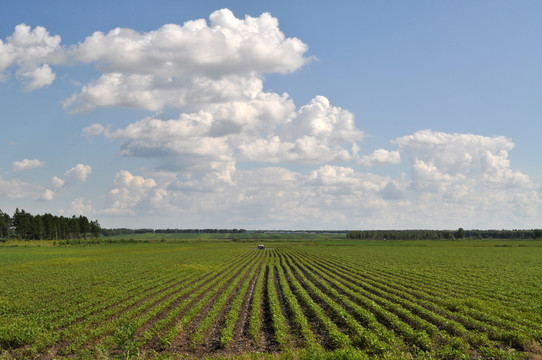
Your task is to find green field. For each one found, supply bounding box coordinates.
[1,238,541,359]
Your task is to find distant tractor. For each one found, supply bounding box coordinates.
[258,244,265,250]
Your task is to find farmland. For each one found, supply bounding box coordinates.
[1,238,541,359]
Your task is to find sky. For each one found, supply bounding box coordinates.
[1,1,541,230]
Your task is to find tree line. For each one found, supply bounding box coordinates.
[0,208,100,240]
[347,228,542,240]
[100,228,247,236]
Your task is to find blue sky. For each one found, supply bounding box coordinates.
[1,1,541,230]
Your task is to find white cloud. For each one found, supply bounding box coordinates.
[50,176,65,190]
[102,170,161,215]
[379,182,405,200]
[22,63,56,91]
[377,130,541,227]
[393,129,532,190]
[68,197,94,216]
[39,188,54,201]
[109,112,233,176]
[239,135,355,164]
[92,166,386,226]
[0,24,64,90]
[0,40,15,75]
[206,91,295,136]
[0,175,43,200]
[238,96,363,164]
[63,72,264,113]
[358,149,401,166]
[4,13,364,209]
[101,93,361,177]
[205,165,391,228]
[12,158,44,172]
[70,9,308,77]
[64,9,309,113]
[283,96,363,144]
[86,146,540,229]
[82,123,106,141]
[63,164,92,187]
[393,129,512,172]
[410,158,460,193]
[306,165,357,186]
[46,164,92,199]
[2,9,309,105]
[2,13,540,230]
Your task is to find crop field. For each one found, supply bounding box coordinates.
[1,239,541,359]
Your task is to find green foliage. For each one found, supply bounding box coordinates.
[299,345,370,360]
[347,228,542,240]
[477,346,523,360]
[266,263,290,346]
[247,264,266,346]
[190,260,257,348]
[0,321,38,348]
[113,321,138,359]
[0,239,540,359]
[0,207,100,241]
[219,262,260,348]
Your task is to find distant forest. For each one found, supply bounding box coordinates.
[0,208,100,240]
[100,228,247,236]
[347,228,542,240]
[2,208,541,241]
[102,227,542,240]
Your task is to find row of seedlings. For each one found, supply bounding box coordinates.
[356,265,539,351]
[140,250,259,352]
[159,250,264,352]
[219,255,266,348]
[276,252,351,350]
[42,269,195,356]
[291,250,436,354]
[266,258,290,347]
[281,250,398,356]
[302,250,531,355]
[274,255,320,349]
[189,254,263,348]
[62,249,255,355]
[42,247,241,356]
[246,254,268,347]
[369,266,540,331]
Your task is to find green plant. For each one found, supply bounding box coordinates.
[113,322,138,360]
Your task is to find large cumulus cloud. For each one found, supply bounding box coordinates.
[65,8,365,177]
[2,10,540,229]
[87,93,362,175]
[0,24,64,90]
[71,9,307,77]
[102,170,167,216]
[240,96,364,163]
[63,9,309,113]
[393,130,532,191]
[95,129,540,229]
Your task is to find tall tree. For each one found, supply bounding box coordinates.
[78,215,90,239]
[13,208,33,240]
[6,209,100,240]
[0,210,9,238]
[90,220,101,238]
[455,227,465,239]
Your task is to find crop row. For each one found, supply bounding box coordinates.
[3,243,540,360]
[296,249,541,349]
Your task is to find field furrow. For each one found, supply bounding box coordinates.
[2,240,540,360]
